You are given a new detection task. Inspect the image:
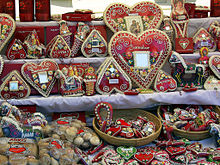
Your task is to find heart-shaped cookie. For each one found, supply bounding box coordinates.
[6,39,27,60]
[209,55,220,79]
[104,2,163,33]
[204,76,220,90]
[21,60,58,97]
[96,57,132,94]
[0,70,31,99]
[193,28,216,52]
[154,70,177,92]
[117,146,137,160]
[81,29,107,57]
[0,55,3,76]
[166,146,186,156]
[134,152,154,165]
[109,30,172,89]
[0,14,16,52]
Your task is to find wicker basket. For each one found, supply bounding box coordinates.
[93,109,162,146]
[157,106,220,141]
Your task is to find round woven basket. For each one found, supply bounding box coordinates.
[157,106,220,141]
[93,109,162,146]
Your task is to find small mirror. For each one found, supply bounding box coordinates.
[9,81,19,91]
[133,51,150,69]
[92,39,100,47]
[38,71,49,84]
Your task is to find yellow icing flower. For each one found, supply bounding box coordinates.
[3,25,8,29]
[48,76,52,81]
[55,47,58,50]
[12,46,17,50]
[18,45,22,49]
[48,71,53,75]
[4,87,8,91]
[33,74,37,79]
[41,84,47,89]
[34,79,39,84]
[1,35,5,40]
[2,30,6,34]
[19,86,24,90]
[12,76,16,81]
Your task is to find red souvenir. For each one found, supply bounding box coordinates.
[209,55,220,79]
[109,30,171,89]
[59,20,72,47]
[46,35,71,58]
[184,3,196,18]
[81,29,108,57]
[193,28,216,52]
[134,152,154,165]
[19,0,34,22]
[116,119,132,128]
[175,37,194,53]
[96,57,132,94]
[55,65,84,96]
[105,126,122,136]
[84,67,97,96]
[24,30,46,59]
[0,14,15,52]
[103,2,163,33]
[6,39,27,60]
[211,0,220,17]
[71,22,90,57]
[166,146,186,156]
[35,0,50,21]
[0,70,31,99]
[21,60,58,97]
[194,7,210,18]
[94,102,113,128]
[154,70,177,92]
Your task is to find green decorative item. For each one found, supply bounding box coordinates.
[117,146,137,160]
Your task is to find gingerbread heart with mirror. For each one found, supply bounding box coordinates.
[209,55,220,79]
[96,57,132,94]
[0,14,16,52]
[21,60,58,97]
[81,29,107,57]
[103,2,163,34]
[193,28,216,52]
[0,70,31,99]
[109,29,172,89]
[6,39,27,60]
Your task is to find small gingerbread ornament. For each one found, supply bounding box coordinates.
[84,66,97,96]
[71,22,90,57]
[24,29,46,59]
[59,20,72,47]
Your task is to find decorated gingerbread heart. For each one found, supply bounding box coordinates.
[96,57,132,94]
[81,29,107,57]
[204,76,220,90]
[193,28,216,52]
[134,152,154,165]
[154,70,177,92]
[109,30,171,89]
[6,39,27,60]
[116,146,137,160]
[0,70,31,99]
[21,60,58,97]
[103,2,163,34]
[0,14,16,52]
[166,146,186,156]
[209,55,220,79]
[46,35,71,58]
